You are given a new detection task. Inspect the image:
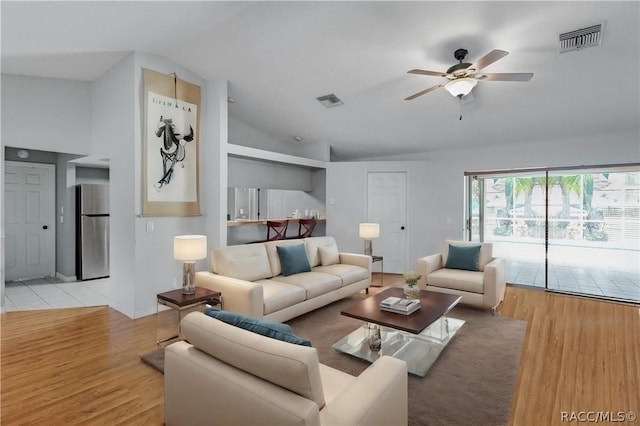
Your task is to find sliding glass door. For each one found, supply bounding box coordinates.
[467,165,639,303]
[469,173,547,288]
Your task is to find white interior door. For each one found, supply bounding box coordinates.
[4,161,56,281]
[367,172,407,273]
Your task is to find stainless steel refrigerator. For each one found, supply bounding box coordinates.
[76,184,109,280]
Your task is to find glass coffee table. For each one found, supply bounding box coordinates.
[332,287,463,377]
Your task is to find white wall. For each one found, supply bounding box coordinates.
[328,131,640,272]
[1,58,227,318]
[228,157,314,191]
[1,75,92,310]
[91,53,137,316]
[1,75,91,155]
[131,53,222,319]
[229,115,329,162]
[326,161,434,272]
[202,79,229,251]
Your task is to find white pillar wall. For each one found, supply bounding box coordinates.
[201,79,229,251]
[90,52,228,318]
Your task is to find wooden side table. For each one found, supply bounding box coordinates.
[372,255,384,287]
[156,287,222,345]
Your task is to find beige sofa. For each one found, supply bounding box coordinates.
[165,311,408,426]
[195,236,371,322]
[416,240,506,312]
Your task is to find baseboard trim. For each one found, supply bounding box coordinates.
[56,273,77,282]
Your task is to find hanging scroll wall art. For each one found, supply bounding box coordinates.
[143,68,201,216]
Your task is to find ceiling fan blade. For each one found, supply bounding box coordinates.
[471,49,509,71]
[404,83,446,100]
[407,69,448,77]
[477,72,534,82]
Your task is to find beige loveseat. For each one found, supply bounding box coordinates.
[165,312,407,426]
[195,236,371,322]
[416,240,506,312]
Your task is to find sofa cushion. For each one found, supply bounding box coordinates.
[444,244,481,271]
[427,268,484,294]
[313,264,368,286]
[265,239,308,277]
[304,236,339,268]
[212,244,272,281]
[180,311,325,408]
[255,279,307,315]
[442,240,493,272]
[205,308,311,346]
[277,244,312,276]
[319,245,340,266]
[272,272,342,299]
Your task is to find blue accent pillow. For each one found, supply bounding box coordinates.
[444,244,481,271]
[205,308,312,347]
[277,244,311,276]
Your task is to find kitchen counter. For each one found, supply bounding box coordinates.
[227,218,325,227]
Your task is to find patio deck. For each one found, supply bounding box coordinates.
[507,260,639,302]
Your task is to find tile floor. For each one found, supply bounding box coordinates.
[3,276,111,312]
[508,261,640,302]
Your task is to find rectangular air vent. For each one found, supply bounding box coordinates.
[316,93,344,108]
[559,23,604,53]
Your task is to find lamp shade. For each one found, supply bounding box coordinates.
[444,78,477,97]
[359,223,380,239]
[174,235,207,261]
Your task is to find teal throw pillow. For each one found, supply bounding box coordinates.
[205,308,312,346]
[277,244,311,276]
[444,244,481,271]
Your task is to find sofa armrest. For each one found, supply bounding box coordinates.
[195,271,264,318]
[416,253,443,287]
[483,258,506,308]
[320,356,407,426]
[338,252,372,272]
[339,253,372,285]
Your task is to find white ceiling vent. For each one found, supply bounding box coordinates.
[559,23,604,53]
[316,94,344,108]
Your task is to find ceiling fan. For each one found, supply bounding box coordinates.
[405,48,533,101]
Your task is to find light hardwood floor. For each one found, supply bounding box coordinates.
[1,280,638,425]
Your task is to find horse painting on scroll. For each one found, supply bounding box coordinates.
[154,115,194,190]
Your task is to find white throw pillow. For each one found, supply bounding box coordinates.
[318,245,340,266]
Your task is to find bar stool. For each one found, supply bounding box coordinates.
[266,220,289,241]
[296,218,317,238]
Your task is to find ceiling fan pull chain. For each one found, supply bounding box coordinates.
[459,95,463,121]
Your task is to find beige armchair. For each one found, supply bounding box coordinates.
[416,240,506,313]
[164,311,408,426]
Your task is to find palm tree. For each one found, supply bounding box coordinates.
[514,176,546,217]
[556,175,581,218]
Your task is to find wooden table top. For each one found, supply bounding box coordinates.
[340,287,461,334]
[157,287,221,307]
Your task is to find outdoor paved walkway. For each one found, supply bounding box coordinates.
[507,260,639,302]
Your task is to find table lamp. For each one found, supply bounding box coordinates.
[174,235,207,294]
[359,223,379,256]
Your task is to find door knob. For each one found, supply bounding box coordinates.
[401,226,405,230]
[42,225,48,229]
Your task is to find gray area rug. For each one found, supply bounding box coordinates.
[140,346,165,373]
[141,294,527,426]
[287,295,527,426]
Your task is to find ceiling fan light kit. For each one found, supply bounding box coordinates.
[444,77,477,98]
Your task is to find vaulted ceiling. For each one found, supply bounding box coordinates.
[2,1,638,160]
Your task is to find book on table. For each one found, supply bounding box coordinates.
[379,296,421,315]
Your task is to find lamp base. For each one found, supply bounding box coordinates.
[363,240,373,256]
[182,261,196,295]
